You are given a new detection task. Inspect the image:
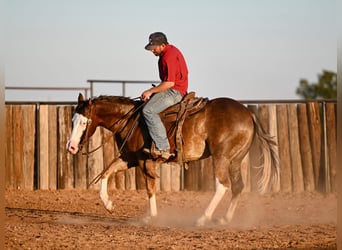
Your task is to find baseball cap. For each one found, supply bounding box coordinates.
[144,32,168,50]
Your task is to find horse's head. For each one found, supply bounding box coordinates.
[66,93,97,154]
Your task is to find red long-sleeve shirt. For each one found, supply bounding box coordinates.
[158,44,189,97]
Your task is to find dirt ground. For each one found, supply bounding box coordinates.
[5,189,336,249]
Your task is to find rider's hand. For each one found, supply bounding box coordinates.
[141,90,153,101]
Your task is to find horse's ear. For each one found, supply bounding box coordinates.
[78,93,85,102]
[88,98,92,105]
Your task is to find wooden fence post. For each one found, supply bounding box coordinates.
[199,157,215,191]
[297,104,315,191]
[39,105,49,189]
[247,105,261,192]
[101,128,116,190]
[135,162,146,190]
[39,105,58,190]
[160,163,171,191]
[307,102,322,190]
[170,163,181,191]
[48,105,58,190]
[5,105,14,189]
[22,105,36,190]
[268,105,280,192]
[276,104,292,192]
[125,167,136,190]
[13,106,24,189]
[326,102,336,192]
[241,153,250,192]
[57,106,74,189]
[287,104,304,192]
[87,127,104,190]
[258,104,269,132]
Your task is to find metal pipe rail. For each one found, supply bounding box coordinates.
[87,79,160,97]
[5,86,91,101]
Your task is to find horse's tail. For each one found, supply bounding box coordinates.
[251,113,280,194]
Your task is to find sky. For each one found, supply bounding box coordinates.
[3,0,337,102]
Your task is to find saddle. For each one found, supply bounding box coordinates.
[150,92,208,163]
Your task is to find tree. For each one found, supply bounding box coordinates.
[296,70,337,99]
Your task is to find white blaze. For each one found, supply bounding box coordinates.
[66,113,89,154]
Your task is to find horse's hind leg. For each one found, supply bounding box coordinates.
[196,155,244,226]
[219,160,244,225]
[196,177,228,226]
[196,155,231,226]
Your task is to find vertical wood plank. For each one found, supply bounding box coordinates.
[255,104,269,192]
[190,162,197,191]
[200,157,215,191]
[326,103,336,192]
[48,105,58,190]
[13,106,23,189]
[155,163,161,192]
[241,153,250,192]
[276,104,292,192]
[102,128,116,190]
[160,163,171,191]
[125,167,136,190]
[297,104,315,191]
[307,102,322,190]
[171,163,181,192]
[115,171,125,190]
[287,104,304,192]
[87,127,104,190]
[22,105,36,190]
[268,105,280,192]
[185,161,200,191]
[73,105,87,190]
[39,105,49,189]
[247,105,261,192]
[135,164,146,190]
[75,153,87,189]
[5,105,14,189]
[258,104,269,133]
[57,106,74,189]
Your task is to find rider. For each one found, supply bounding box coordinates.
[141,32,189,159]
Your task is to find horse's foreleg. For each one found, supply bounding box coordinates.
[148,189,157,217]
[99,158,128,213]
[196,178,227,226]
[143,160,158,223]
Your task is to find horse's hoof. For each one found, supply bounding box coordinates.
[142,216,150,224]
[217,217,229,225]
[104,201,115,213]
[195,216,210,227]
[142,215,156,224]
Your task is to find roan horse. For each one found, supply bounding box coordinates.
[66,93,279,226]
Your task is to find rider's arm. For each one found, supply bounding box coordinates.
[141,81,175,101]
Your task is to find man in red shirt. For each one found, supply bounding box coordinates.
[141,32,189,159]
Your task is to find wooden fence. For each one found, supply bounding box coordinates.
[5,101,337,193]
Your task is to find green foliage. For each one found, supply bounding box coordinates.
[296,70,337,99]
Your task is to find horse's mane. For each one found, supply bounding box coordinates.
[93,95,136,105]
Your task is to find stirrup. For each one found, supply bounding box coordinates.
[142,148,174,160]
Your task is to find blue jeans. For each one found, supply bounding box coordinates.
[142,88,182,151]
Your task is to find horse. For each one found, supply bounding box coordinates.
[66,93,279,226]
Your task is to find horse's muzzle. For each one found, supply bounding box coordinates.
[66,140,79,155]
